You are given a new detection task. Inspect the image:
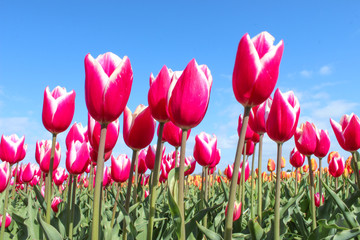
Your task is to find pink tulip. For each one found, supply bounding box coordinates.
[84,52,133,123]
[329,156,345,178]
[102,166,111,187]
[36,140,61,173]
[144,190,149,198]
[193,132,218,167]
[145,144,165,170]
[141,175,149,186]
[0,213,11,228]
[0,162,11,193]
[66,122,88,150]
[167,59,212,130]
[30,175,40,187]
[111,154,131,183]
[51,197,62,212]
[314,193,324,207]
[249,98,272,134]
[123,105,156,150]
[225,201,242,221]
[289,147,305,168]
[21,163,37,183]
[66,140,90,175]
[330,113,360,152]
[314,129,331,158]
[185,156,196,176]
[161,121,191,147]
[42,86,75,134]
[242,140,255,156]
[232,32,284,107]
[294,122,318,156]
[89,145,112,163]
[88,114,120,153]
[226,161,250,184]
[53,167,67,186]
[238,114,254,140]
[265,89,300,143]
[41,184,45,197]
[209,149,221,168]
[135,149,148,174]
[148,65,174,122]
[0,134,27,164]
[251,133,260,144]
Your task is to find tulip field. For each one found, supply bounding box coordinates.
[1,31,360,240]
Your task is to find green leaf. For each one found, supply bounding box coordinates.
[219,176,229,201]
[37,212,63,240]
[280,188,305,216]
[248,219,264,240]
[33,185,46,212]
[332,226,360,240]
[167,188,181,239]
[195,221,223,240]
[322,180,358,228]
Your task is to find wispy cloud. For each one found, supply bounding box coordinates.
[319,65,332,75]
[300,70,312,78]
[220,74,232,81]
[313,100,358,119]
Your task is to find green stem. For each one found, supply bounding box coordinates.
[133,152,140,204]
[123,149,139,240]
[11,162,18,199]
[257,134,264,223]
[318,158,322,206]
[224,106,251,240]
[89,164,94,192]
[111,183,121,228]
[66,175,73,236]
[178,129,188,240]
[250,143,257,219]
[69,175,77,240]
[46,133,57,224]
[91,123,108,240]
[351,152,360,190]
[0,178,10,239]
[274,143,283,240]
[295,168,298,195]
[239,145,247,230]
[204,167,208,228]
[307,155,317,230]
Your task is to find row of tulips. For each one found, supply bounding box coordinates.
[1,29,360,240]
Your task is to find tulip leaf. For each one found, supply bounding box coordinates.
[219,176,229,201]
[332,226,360,240]
[195,221,223,240]
[322,180,358,228]
[37,212,63,240]
[248,219,265,240]
[280,188,305,216]
[167,188,182,239]
[33,185,46,212]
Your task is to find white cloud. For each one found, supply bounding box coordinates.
[300,70,312,78]
[220,74,232,81]
[313,100,358,119]
[319,65,332,75]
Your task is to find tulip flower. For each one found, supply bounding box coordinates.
[329,156,345,178]
[310,158,317,172]
[267,159,275,172]
[88,114,120,153]
[232,32,284,108]
[167,59,212,130]
[145,144,166,171]
[225,201,242,221]
[111,154,131,183]
[144,190,149,198]
[193,132,218,167]
[66,122,88,150]
[36,140,61,173]
[102,166,111,187]
[148,65,174,122]
[135,149,148,175]
[238,114,254,141]
[330,113,360,152]
[0,162,11,193]
[314,193,324,207]
[42,86,75,134]
[123,105,156,150]
[66,140,90,175]
[280,157,286,168]
[314,129,330,158]
[162,121,191,147]
[185,156,196,176]
[242,140,255,156]
[84,52,133,124]
[209,149,221,169]
[0,213,11,228]
[294,122,318,156]
[51,197,62,212]
[53,167,67,186]
[265,89,300,143]
[225,162,250,184]
[0,134,27,164]
[21,163,36,183]
[290,148,305,168]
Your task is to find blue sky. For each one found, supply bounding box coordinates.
[1,1,360,174]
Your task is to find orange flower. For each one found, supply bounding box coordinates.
[328,151,340,164]
[303,164,309,173]
[311,158,317,172]
[267,159,276,172]
[281,157,286,168]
